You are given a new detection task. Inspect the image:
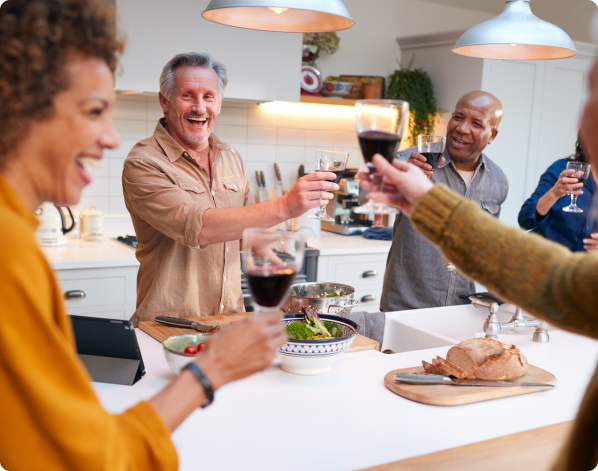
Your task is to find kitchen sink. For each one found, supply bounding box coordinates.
[382,304,558,353]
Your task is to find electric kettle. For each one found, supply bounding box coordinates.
[35,202,75,247]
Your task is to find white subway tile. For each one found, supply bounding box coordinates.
[231,144,247,159]
[109,196,129,215]
[277,111,307,129]
[333,113,356,132]
[304,146,321,162]
[74,196,109,215]
[245,144,276,162]
[109,177,123,197]
[112,97,147,120]
[113,119,148,139]
[110,159,126,178]
[247,127,277,145]
[305,130,334,147]
[276,145,305,164]
[215,125,247,144]
[245,161,276,183]
[248,104,278,127]
[217,106,248,126]
[81,177,109,197]
[303,112,335,131]
[109,139,139,159]
[277,128,305,146]
[147,99,164,121]
[87,156,110,178]
[278,162,306,181]
[333,131,359,148]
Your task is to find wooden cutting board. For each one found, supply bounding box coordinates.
[384,365,556,406]
[138,312,380,353]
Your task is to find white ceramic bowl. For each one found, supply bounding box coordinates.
[278,314,360,375]
[163,333,211,374]
[320,81,354,98]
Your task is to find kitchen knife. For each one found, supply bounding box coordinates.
[274,162,284,197]
[255,170,267,202]
[154,316,220,333]
[258,170,268,202]
[394,372,554,388]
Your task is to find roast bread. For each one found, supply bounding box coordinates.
[446,338,528,380]
[421,338,528,381]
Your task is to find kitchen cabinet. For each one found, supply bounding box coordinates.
[115,0,302,102]
[397,33,596,228]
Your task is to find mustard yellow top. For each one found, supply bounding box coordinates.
[0,177,177,470]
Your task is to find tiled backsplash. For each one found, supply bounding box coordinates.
[78,95,368,217]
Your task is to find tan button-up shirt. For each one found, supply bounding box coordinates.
[123,119,254,326]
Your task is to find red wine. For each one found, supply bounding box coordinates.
[574,177,588,186]
[245,266,296,307]
[421,152,443,172]
[316,168,345,185]
[358,130,401,171]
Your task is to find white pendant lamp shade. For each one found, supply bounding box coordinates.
[453,0,576,60]
[202,0,354,32]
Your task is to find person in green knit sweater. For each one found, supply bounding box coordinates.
[359,61,598,471]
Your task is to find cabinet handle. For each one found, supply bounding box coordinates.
[361,295,376,303]
[64,290,86,300]
[362,270,377,278]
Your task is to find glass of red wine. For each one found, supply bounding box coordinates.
[418,135,446,179]
[309,149,349,222]
[563,161,591,213]
[242,228,305,314]
[353,99,410,215]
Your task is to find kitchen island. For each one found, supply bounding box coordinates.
[94,328,598,471]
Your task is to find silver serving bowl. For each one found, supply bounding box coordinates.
[282,282,358,317]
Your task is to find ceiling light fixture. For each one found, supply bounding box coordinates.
[453,0,576,60]
[202,0,354,33]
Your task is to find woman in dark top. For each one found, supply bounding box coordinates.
[518,141,598,251]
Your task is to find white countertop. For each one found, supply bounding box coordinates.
[94,329,598,471]
[306,231,392,256]
[41,239,139,270]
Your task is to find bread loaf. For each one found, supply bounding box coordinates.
[435,356,471,379]
[447,338,528,380]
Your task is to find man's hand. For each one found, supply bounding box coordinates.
[281,172,339,218]
[407,152,446,178]
[550,169,584,198]
[584,233,598,251]
[196,311,287,390]
[359,154,434,217]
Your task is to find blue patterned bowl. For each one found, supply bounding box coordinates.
[278,313,360,375]
[320,81,354,98]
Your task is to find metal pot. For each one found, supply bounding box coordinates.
[282,282,358,318]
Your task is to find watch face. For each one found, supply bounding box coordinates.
[300,66,322,93]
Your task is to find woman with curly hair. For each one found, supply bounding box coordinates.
[0,1,286,469]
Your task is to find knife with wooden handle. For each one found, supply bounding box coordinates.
[394,372,554,388]
[154,316,220,333]
[274,162,284,197]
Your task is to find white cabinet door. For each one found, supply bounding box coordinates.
[116,0,301,102]
[55,266,138,320]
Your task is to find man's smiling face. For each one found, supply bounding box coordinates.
[446,93,500,166]
[160,65,221,148]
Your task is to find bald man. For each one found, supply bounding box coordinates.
[380,91,509,312]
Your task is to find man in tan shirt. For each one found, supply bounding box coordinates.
[123,53,337,325]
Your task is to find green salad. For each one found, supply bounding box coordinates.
[286,306,345,340]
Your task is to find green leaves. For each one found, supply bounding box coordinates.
[286,322,316,340]
[386,65,444,147]
[324,321,344,338]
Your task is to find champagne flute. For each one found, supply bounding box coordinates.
[353,99,410,215]
[242,228,305,314]
[418,135,446,179]
[563,161,591,213]
[309,149,349,222]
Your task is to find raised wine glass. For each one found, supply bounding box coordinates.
[353,99,410,215]
[418,135,446,179]
[308,149,349,222]
[241,228,305,315]
[563,161,591,213]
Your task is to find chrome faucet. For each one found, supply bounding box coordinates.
[470,297,549,343]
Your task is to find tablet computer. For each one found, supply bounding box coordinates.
[70,315,146,386]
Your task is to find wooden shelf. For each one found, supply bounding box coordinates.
[300,96,356,107]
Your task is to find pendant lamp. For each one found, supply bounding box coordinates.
[202,0,354,32]
[453,0,576,60]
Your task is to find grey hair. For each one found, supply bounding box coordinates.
[159,52,228,101]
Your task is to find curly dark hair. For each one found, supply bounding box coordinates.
[0,0,124,166]
[567,140,586,163]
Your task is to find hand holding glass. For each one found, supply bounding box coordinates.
[562,161,591,213]
[418,135,446,179]
[309,149,349,222]
[241,228,305,314]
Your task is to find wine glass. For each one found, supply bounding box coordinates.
[563,161,591,213]
[308,149,349,222]
[353,99,410,215]
[241,228,305,314]
[418,135,446,179]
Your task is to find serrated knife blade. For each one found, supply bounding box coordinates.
[394,372,554,388]
[154,316,219,333]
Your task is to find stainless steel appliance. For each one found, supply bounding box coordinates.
[321,176,372,236]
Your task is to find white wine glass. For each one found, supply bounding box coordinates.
[308,149,349,222]
[563,161,591,213]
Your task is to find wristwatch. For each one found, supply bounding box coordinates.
[183,363,214,407]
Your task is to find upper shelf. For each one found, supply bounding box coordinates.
[300,96,356,107]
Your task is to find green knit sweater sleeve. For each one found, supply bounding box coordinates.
[411,183,598,339]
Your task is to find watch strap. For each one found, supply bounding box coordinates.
[183,362,214,407]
